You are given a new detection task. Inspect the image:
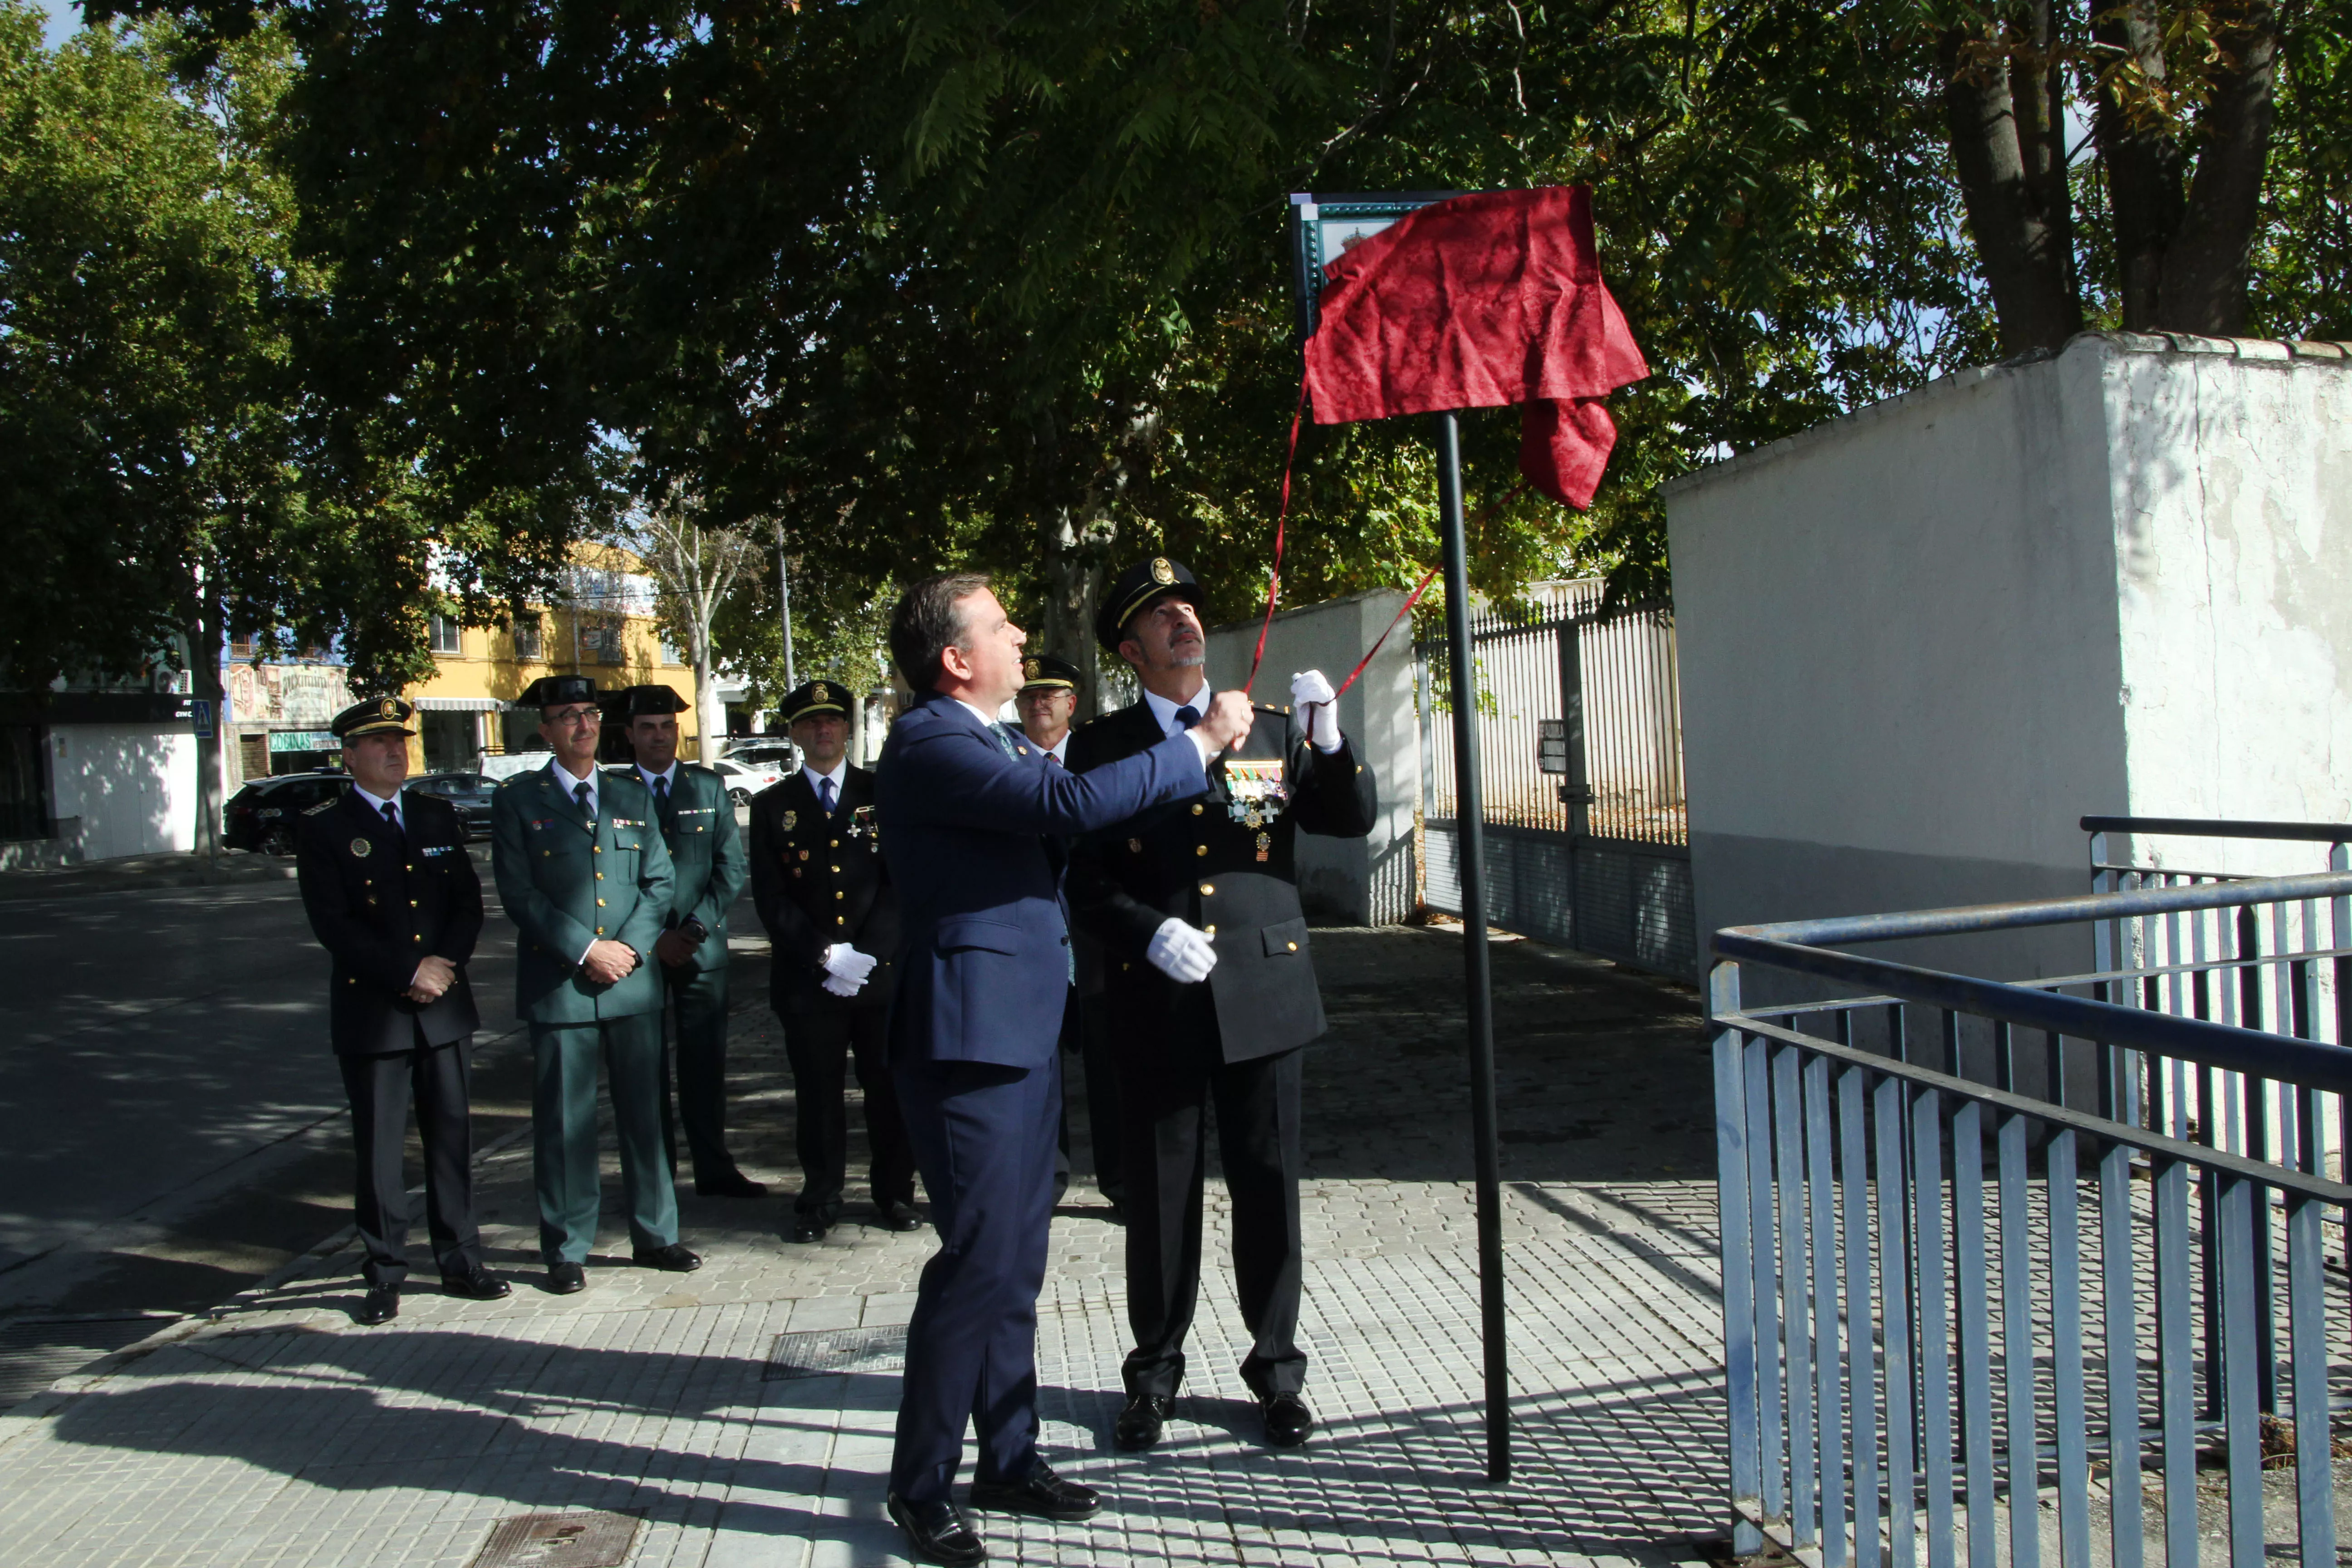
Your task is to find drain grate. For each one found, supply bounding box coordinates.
[764,1323,908,1381]
[0,1315,179,1411]
[466,1510,642,1568]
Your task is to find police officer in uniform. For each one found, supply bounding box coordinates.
[619,685,760,1197]
[1012,653,1126,1215]
[490,674,701,1293]
[1069,556,1376,1451]
[296,697,510,1325]
[748,679,921,1243]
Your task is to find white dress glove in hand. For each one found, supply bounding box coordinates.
[1290,669,1341,751]
[821,942,878,997]
[1145,917,1219,984]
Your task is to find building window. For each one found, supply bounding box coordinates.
[226,633,255,660]
[580,616,625,665]
[512,616,544,662]
[659,631,684,666]
[430,615,462,656]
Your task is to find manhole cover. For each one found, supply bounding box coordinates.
[765,1323,908,1381]
[466,1510,642,1568]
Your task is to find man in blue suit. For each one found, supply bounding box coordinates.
[877,572,1253,1566]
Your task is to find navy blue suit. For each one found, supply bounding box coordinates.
[877,689,1208,1504]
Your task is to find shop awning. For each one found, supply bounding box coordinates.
[413,697,509,712]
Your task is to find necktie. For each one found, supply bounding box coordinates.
[1046,751,1063,768]
[1174,705,1201,732]
[653,774,670,804]
[819,775,837,815]
[574,780,593,822]
[381,802,401,839]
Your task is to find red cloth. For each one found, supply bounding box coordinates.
[1302,186,1649,508]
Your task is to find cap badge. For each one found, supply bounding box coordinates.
[1023,658,1040,680]
[813,681,830,703]
[377,699,398,718]
[1150,557,1176,586]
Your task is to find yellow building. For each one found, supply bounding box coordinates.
[402,543,706,774]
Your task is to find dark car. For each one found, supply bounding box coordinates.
[222,771,353,855]
[403,772,496,840]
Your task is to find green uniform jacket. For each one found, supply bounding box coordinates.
[492,762,676,1023]
[645,762,746,972]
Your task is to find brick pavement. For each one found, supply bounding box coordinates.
[0,927,1727,1568]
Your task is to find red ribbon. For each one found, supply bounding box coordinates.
[1243,375,1311,696]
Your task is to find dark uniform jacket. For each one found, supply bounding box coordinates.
[644,763,747,972]
[1068,701,1377,1063]
[748,766,896,1014]
[296,786,484,1055]
[490,763,676,1024]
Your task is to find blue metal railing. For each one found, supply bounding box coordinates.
[1713,863,2352,1568]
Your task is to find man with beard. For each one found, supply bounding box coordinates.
[1068,556,1376,1452]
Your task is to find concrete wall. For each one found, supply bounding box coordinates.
[1664,333,2352,1001]
[1203,588,1419,924]
[46,722,198,861]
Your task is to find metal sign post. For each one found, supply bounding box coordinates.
[1434,410,1510,1483]
[1293,193,1510,1480]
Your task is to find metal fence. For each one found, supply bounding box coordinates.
[1711,851,2352,1568]
[1417,587,1694,975]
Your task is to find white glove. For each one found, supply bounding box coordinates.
[1145,918,1219,984]
[1290,669,1341,751]
[821,943,877,997]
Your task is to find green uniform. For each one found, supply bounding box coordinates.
[491,760,680,1264]
[637,762,750,1185]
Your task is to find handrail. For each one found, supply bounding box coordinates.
[2081,814,2352,843]
[1726,868,2352,948]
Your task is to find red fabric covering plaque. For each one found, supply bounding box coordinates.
[1302,186,1649,508]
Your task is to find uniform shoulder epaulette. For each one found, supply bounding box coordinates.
[495,771,527,789]
[303,797,338,815]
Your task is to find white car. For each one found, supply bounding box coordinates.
[709,756,789,807]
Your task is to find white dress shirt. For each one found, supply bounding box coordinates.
[1142,680,1215,740]
[801,758,849,811]
[637,761,679,799]
[549,755,599,821]
[353,782,403,832]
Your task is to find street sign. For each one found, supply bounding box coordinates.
[189,700,214,740]
[1288,191,1461,341]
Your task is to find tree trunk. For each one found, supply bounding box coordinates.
[1041,505,1111,719]
[694,642,726,762]
[1938,6,2083,356]
[185,571,225,866]
[2092,0,2278,335]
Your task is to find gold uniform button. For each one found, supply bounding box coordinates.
[836,916,847,925]
[836,890,845,899]
[1287,941,1299,951]
[596,897,607,906]
[409,899,418,908]
[1196,845,1207,856]
[412,934,421,943]
[595,872,603,880]
[1191,804,1203,816]
[596,926,605,935]
[1199,883,1214,896]
[830,865,840,873]
[1204,925,1216,936]
[593,845,602,853]
[830,838,839,847]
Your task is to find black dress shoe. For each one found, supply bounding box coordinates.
[440,1265,512,1301]
[354,1284,400,1326]
[886,1491,987,1566]
[545,1262,587,1294]
[694,1171,768,1198]
[878,1200,925,1233]
[968,1459,1100,1522]
[632,1242,703,1272]
[1113,1392,1173,1450]
[1260,1390,1313,1448]
[789,1214,830,1244]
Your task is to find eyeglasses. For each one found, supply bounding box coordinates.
[546,706,601,726]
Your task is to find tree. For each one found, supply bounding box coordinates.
[635,496,761,758]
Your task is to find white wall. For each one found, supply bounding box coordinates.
[1664,333,2352,1000]
[47,722,198,861]
[1204,588,1420,924]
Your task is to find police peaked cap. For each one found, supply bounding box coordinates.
[1097,556,1208,651]
[620,684,690,717]
[331,696,416,740]
[780,680,850,725]
[1017,652,1082,693]
[520,674,599,710]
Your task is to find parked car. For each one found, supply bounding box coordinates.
[725,738,798,770]
[402,771,496,840]
[222,771,353,855]
[708,756,789,807]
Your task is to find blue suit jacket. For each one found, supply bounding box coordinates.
[876,689,1209,1068]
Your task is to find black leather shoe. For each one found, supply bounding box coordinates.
[695,1171,768,1198]
[789,1214,830,1244]
[545,1262,587,1294]
[441,1265,511,1301]
[886,1491,987,1566]
[1261,1390,1313,1448]
[878,1200,925,1233]
[1113,1392,1173,1450]
[633,1242,702,1272]
[354,1284,399,1325]
[968,1460,1100,1522]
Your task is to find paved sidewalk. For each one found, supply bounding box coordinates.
[0,848,297,902]
[0,928,1727,1568]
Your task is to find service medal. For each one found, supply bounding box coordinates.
[783,810,797,830]
[351,838,372,857]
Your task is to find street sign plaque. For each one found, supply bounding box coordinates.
[1288,191,1461,341]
